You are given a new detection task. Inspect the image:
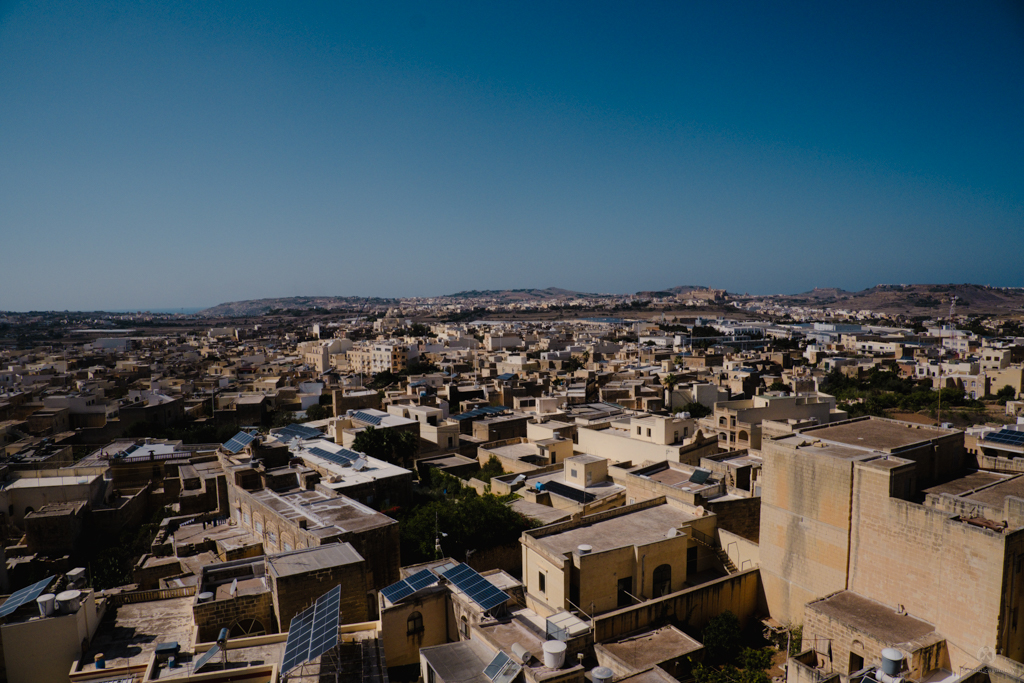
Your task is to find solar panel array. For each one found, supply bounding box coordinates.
[0,576,55,618]
[276,424,322,441]
[352,411,383,425]
[380,568,440,604]
[451,406,508,421]
[984,430,1024,447]
[688,468,712,485]
[222,431,257,454]
[541,480,596,504]
[193,644,220,673]
[439,564,510,612]
[281,585,343,676]
[307,446,364,468]
[483,650,521,683]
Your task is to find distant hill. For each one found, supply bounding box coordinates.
[443,287,590,301]
[198,283,1024,318]
[763,284,1024,315]
[199,295,397,318]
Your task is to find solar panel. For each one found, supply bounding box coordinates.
[485,650,521,683]
[541,480,596,504]
[280,585,343,676]
[353,411,383,425]
[0,576,55,618]
[985,430,1024,447]
[380,569,440,605]
[281,604,315,675]
[276,424,322,441]
[222,430,256,454]
[483,651,512,680]
[193,643,220,673]
[439,564,510,612]
[689,468,712,485]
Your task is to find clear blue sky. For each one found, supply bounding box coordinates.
[1,1,1022,311]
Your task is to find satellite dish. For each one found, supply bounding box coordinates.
[666,528,678,538]
[511,474,526,486]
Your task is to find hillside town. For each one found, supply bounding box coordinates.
[0,296,1021,683]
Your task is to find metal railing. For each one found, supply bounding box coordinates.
[110,585,196,606]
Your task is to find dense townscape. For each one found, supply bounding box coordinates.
[0,284,1021,683]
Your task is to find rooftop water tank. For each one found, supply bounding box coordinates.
[542,640,566,669]
[881,649,904,676]
[197,591,214,603]
[36,594,55,617]
[577,544,592,555]
[593,667,614,683]
[56,589,81,614]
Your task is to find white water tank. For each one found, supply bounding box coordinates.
[56,590,81,614]
[36,594,56,617]
[593,666,614,683]
[542,640,566,669]
[577,544,592,555]
[197,591,214,603]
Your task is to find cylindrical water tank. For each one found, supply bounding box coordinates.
[577,544,592,555]
[37,594,56,617]
[542,640,566,669]
[881,649,904,676]
[511,643,532,664]
[197,591,214,603]
[56,590,81,614]
[593,666,614,683]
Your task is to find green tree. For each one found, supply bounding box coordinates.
[305,403,330,420]
[662,373,679,410]
[477,455,505,484]
[768,381,789,392]
[702,611,742,665]
[681,401,712,419]
[351,426,420,467]
[996,385,1017,405]
[400,493,533,563]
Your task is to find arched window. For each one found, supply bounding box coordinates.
[738,430,749,443]
[407,611,424,635]
[230,618,266,638]
[653,564,672,598]
[719,416,727,426]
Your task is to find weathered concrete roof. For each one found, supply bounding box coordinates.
[804,419,955,452]
[807,591,940,647]
[267,542,364,578]
[600,625,703,669]
[535,504,697,556]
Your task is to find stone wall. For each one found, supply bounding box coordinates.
[193,590,276,643]
[271,562,369,631]
[592,567,760,643]
[848,457,1024,670]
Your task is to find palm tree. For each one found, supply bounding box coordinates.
[662,373,679,411]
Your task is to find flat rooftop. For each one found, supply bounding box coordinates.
[923,470,1012,498]
[80,596,195,674]
[805,418,956,452]
[808,591,939,647]
[267,543,364,578]
[600,625,703,669]
[534,504,698,556]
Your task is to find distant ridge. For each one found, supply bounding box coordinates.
[197,283,1024,318]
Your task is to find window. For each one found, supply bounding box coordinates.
[652,564,672,598]
[407,611,424,635]
[538,571,546,594]
[637,426,642,435]
[461,616,469,639]
[570,469,578,478]
[646,428,651,437]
